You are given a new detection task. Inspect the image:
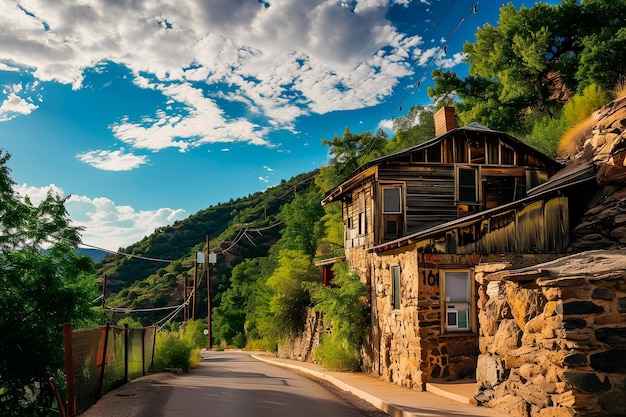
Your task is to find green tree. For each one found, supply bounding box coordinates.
[261,249,319,338]
[277,187,325,257]
[305,261,368,371]
[429,0,626,132]
[386,105,436,152]
[0,150,97,417]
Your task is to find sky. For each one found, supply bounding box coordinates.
[0,0,554,251]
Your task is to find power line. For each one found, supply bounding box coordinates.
[79,241,175,263]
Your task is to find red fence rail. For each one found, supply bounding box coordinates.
[60,324,156,416]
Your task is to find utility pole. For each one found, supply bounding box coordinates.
[101,275,107,311]
[192,256,198,320]
[183,276,188,322]
[206,235,211,350]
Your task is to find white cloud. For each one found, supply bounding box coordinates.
[0,84,39,121]
[259,176,269,183]
[76,149,149,171]
[263,165,274,172]
[13,183,187,250]
[0,0,430,150]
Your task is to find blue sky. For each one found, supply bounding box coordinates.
[0,0,553,251]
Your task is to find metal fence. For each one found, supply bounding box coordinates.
[60,323,156,416]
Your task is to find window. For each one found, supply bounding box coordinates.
[392,266,401,310]
[383,187,402,214]
[358,212,366,235]
[444,271,471,332]
[457,167,478,203]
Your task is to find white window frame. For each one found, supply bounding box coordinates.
[443,270,472,332]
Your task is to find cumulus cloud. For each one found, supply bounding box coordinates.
[13,183,187,250]
[0,0,441,151]
[0,83,39,121]
[76,149,149,171]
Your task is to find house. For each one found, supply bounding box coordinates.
[319,98,626,416]
[320,106,566,389]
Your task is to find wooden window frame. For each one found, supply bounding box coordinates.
[392,265,401,311]
[456,165,480,204]
[382,186,403,214]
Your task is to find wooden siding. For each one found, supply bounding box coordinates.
[451,196,569,255]
[343,181,375,249]
[379,165,457,236]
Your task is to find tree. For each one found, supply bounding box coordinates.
[277,187,325,257]
[0,150,97,417]
[429,0,626,133]
[386,105,436,152]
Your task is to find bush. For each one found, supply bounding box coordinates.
[232,333,247,349]
[153,326,203,372]
[314,334,360,371]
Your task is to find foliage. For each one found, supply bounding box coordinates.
[305,262,368,371]
[314,334,361,371]
[429,0,626,133]
[261,249,319,338]
[386,105,436,152]
[153,330,197,372]
[277,187,325,257]
[181,319,209,349]
[116,317,144,328]
[0,150,98,417]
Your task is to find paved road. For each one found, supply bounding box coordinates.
[161,350,385,417]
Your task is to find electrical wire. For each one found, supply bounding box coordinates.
[79,241,175,263]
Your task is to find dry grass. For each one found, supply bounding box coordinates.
[614,81,626,99]
[557,115,596,158]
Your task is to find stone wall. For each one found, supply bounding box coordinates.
[372,249,480,389]
[277,307,323,362]
[475,251,626,417]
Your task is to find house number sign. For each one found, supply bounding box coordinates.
[421,269,440,286]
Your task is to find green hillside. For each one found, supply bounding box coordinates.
[98,170,317,324]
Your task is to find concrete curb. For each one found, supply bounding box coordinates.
[251,354,418,417]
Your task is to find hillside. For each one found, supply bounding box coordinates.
[97,170,317,323]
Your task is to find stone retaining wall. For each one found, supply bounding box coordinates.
[475,251,626,417]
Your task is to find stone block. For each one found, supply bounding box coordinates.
[618,297,626,313]
[562,317,587,329]
[564,371,612,393]
[556,301,604,315]
[563,353,588,366]
[595,313,626,326]
[595,327,626,347]
[538,406,575,417]
[490,319,521,356]
[590,349,626,373]
[591,286,616,300]
[598,390,626,415]
[476,354,505,389]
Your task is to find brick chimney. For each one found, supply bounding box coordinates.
[434,106,457,136]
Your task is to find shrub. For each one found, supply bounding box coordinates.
[153,331,193,372]
[314,334,360,371]
[232,333,247,349]
[153,325,203,372]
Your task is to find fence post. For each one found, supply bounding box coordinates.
[141,327,146,376]
[151,326,157,373]
[63,323,76,417]
[97,325,110,397]
[124,324,129,384]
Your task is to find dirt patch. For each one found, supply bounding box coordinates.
[79,373,175,417]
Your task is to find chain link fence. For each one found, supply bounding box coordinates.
[59,324,156,416]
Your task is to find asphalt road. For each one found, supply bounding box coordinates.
[161,350,388,417]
